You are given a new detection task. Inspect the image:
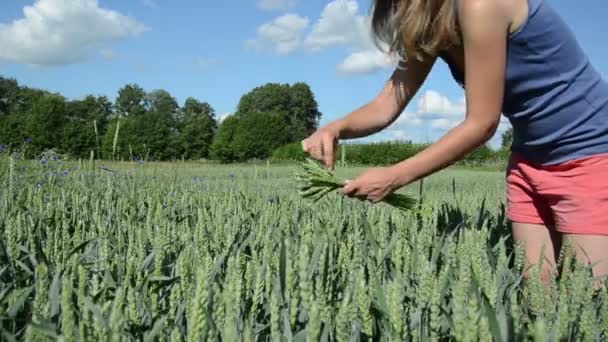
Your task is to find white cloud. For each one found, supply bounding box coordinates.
[303,0,394,75]
[245,14,310,55]
[0,0,147,66]
[396,114,423,127]
[338,49,395,74]
[246,0,394,74]
[417,90,466,118]
[303,0,369,51]
[380,90,467,141]
[257,0,296,11]
[379,89,516,148]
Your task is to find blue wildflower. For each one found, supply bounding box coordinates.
[62,169,69,176]
[40,158,47,166]
[228,173,236,179]
[0,144,5,152]
[25,137,32,143]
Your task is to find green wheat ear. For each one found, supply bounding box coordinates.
[295,158,418,211]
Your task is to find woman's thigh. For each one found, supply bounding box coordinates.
[512,222,561,285]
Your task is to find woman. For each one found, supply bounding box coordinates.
[302,0,608,286]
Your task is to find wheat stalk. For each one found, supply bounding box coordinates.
[295,158,418,210]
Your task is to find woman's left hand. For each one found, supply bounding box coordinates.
[342,166,406,203]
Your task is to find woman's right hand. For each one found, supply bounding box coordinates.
[301,125,341,169]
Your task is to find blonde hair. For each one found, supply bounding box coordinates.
[371,0,461,62]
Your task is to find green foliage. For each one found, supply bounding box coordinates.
[342,141,430,165]
[0,76,19,115]
[459,144,497,166]
[273,140,509,169]
[236,82,321,142]
[209,115,240,162]
[272,141,431,166]
[115,83,147,117]
[211,112,290,162]
[232,111,290,161]
[27,94,67,154]
[61,119,98,159]
[501,127,513,149]
[0,74,512,166]
[271,142,308,162]
[178,98,217,159]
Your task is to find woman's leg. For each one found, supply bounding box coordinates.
[561,234,608,288]
[512,222,561,286]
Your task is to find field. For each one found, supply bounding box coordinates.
[1,155,607,341]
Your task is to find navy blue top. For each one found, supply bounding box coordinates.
[440,0,608,165]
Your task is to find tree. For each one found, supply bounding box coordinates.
[288,82,322,140]
[209,115,240,162]
[115,84,147,117]
[501,127,513,149]
[210,111,290,163]
[27,94,67,153]
[0,77,19,116]
[61,95,114,158]
[0,80,46,149]
[179,97,217,159]
[147,89,179,124]
[235,82,321,142]
[232,111,290,161]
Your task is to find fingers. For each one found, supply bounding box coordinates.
[342,179,355,195]
[322,135,334,169]
[342,180,365,200]
[343,180,384,203]
[302,137,321,161]
[302,132,336,169]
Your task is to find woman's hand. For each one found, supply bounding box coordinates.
[301,125,341,169]
[342,166,410,203]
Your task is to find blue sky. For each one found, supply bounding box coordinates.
[1,0,607,148]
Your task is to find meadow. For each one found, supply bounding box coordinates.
[0,153,607,341]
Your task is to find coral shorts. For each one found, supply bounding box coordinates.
[506,152,608,235]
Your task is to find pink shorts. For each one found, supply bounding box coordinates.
[507,152,608,235]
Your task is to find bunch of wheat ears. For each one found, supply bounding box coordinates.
[296,158,418,211]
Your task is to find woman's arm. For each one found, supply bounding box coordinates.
[303,56,435,168]
[331,56,436,139]
[389,0,509,186]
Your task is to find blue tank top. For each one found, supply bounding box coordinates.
[440,0,608,165]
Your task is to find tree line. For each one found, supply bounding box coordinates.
[0,76,321,162]
[0,74,512,165]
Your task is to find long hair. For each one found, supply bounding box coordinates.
[371,0,461,62]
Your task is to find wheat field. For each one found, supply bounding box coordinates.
[1,154,606,341]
